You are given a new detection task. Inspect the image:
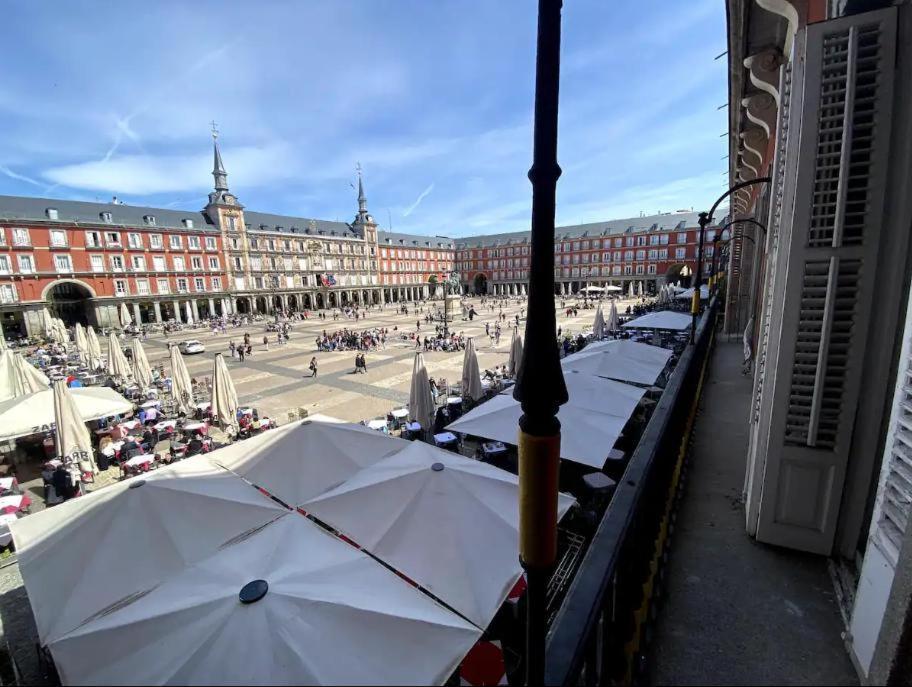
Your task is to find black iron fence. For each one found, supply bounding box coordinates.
[544,301,718,685]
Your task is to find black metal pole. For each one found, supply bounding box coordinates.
[690,212,708,343]
[514,0,568,683]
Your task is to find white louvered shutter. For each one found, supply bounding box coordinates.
[754,7,896,554]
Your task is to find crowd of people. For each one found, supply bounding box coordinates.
[316,328,388,352]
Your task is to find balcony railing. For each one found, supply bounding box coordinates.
[545,300,718,686]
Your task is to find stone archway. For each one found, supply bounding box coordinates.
[236,298,251,315]
[303,293,313,310]
[255,296,268,314]
[45,280,95,326]
[315,292,325,309]
[288,294,299,312]
[473,273,488,295]
[328,292,338,308]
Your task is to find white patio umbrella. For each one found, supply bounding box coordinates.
[119,302,132,327]
[106,332,132,384]
[55,318,69,345]
[627,282,635,298]
[592,305,605,339]
[10,458,288,646]
[131,337,153,389]
[606,299,620,333]
[40,308,54,339]
[0,386,133,441]
[0,332,6,352]
[448,370,646,469]
[461,337,483,402]
[604,285,622,293]
[622,310,693,330]
[508,328,523,377]
[210,353,239,432]
[74,323,89,366]
[44,515,481,686]
[408,352,435,432]
[675,284,710,301]
[185,301,194,324]
[214,416,408,507]
[86,326,103,370]
[51,379,95,472]
[169,344,194,414]
[0,351,49,402]
[562,339,673,386]
[305,441,575,629]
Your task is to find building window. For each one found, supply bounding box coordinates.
[624,250,634,261]
[110,255,124,272]
[211,276,222,291]
[677,232,687,243]
[227,216,236,231]
[170,235,182,249]
[637,236,646,246]
[136,279,150,295]
[233,257,242,270]
[46,208,58,220]
[182,219,194,229]
[157,278,170,294]
[88,255,103,272]
[648,249,657,260]
[626,237,634,247]
[231,238,239,250]
[675,247,687,260]
[188,236,201,250]
[624,265,632,275]
[205,256,219,271]
[0,228,5,245]
[0,256,9,274]
[144,215,156,226]
[612,265,621,275]
[150,234,163,249]
[706,246,715,257]
[176,278,188,293]
[132,255,146,271]
[50,229,67,247]
[101,212,113,223]
[0,284,16,304]
[114,279,128,296]
[648,264,657,274]
[12,228,29,246]
[659,248,668,259]
[660,234,669,245]
[105,231,121,246]
[650,235,660,245]
[636,265,645,275]
[128,233,142,249]
[152,255,166,271]
[205,236,217,250]
[173,256,185,271]
[54,254,73,272]
[194,277,205,292]
[17,255,34,274]
[635,250,645,261]
[191,256,203,270]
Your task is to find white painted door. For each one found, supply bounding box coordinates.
[754,7,897,554]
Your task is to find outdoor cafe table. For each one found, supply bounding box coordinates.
[391,408,409,419]
[123,453,153,469]
[154,419,177,433]
[0,513,17,547]
[434,431,458,448]
[404,421,421,433]
[183,422,208,434]
[446,396,463,406]
[367,419,388,432]
[481,441,508,459]
[0,477,18,493]
[0,494,30,514]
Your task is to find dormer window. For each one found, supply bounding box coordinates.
[46,208,58,220]
[182,219,194,229]
[144,215,156,226]
[101,211,113,223]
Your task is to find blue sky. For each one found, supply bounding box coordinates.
[0,0,728,236]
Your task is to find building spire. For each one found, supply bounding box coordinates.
[356,162,367,212]
[211,121,228,192]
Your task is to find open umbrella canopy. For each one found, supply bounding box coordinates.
[86,326,103,367]
[461,338,483,401]
[562,339,673,386]
[0,351,49,402]
[408,352,435,431]
[52,379,94,470]
[581,285,603,293]
[210,353,239,431]
[447,370,646,469]
[106,332,132,383]
[603,285,623,292]
[622,310,692,331]
[508,329,523,377]
[45,514,481,687]
[214,417,409,507]
[169,345,194,414]
[606,300,620,333]
[119,302,132,327]
[304,440,574,629]
[131,338,154,389]
[10,458,288,646]
[675,284,710,300]
[0,386,133,441]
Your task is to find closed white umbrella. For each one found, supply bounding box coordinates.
[106,332,132,384]
[119,302,132,327]
[214,417,408,507]
[131,337,153,389]
[448,371,646,469]
[40,308,54,340]
[606,300,619,333]
[169,344,194,414]
[210,353,239,432]
[592,305,605,339]
[508,328,523,377]
[460,337,483,402]
[408,352,435,432]
[74,323,89,366]
[52,379,95,473]
[627,282,635,298]
[305,441,575,629]
[44,515,481,687]
[0,332,6,352]
[185,301,194,324]
[86,326,103,369]
[0,386,132,441]
[10,459,289,646]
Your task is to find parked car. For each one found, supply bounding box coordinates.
[178,340,206,355]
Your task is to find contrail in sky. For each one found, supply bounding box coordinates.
[403,183,435,217]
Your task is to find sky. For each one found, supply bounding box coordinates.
[0,0,729,237]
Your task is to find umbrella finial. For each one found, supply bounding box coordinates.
[239,579,269,604]
[431,462,445,472]
[129,480,146,489]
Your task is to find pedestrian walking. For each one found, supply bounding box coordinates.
[263,335,269,351]
[309,357,318,378]
[238,346,245,362]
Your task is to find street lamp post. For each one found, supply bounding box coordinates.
[514,0,569,684]
[691,177,771,343]
[442,271,460,338]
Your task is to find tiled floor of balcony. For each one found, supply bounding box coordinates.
[648,341,858,685]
